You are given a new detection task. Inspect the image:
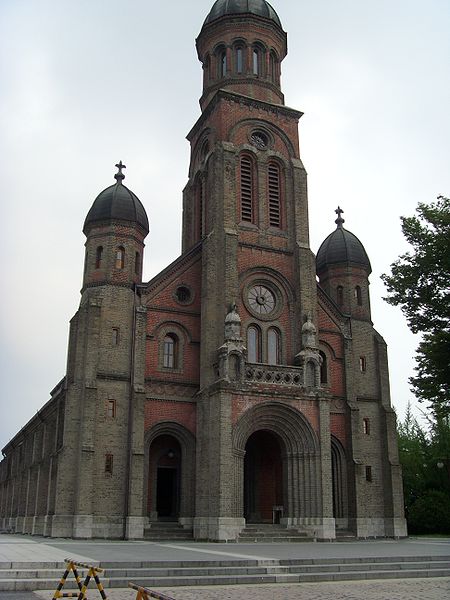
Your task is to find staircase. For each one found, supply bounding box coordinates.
[1,555,450,591]
[144,521,193,541]
[238,524,313,543]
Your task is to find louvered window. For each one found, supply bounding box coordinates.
[240,156,253,223]
[268,162,281,227]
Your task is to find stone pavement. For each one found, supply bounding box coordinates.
[1,534,449,599]
[23,578,450,599]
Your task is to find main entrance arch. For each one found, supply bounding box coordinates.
[233,401,321,524]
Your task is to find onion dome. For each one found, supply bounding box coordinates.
[83,161,149,235]
[203,0,282,29]
[316,207,372,274]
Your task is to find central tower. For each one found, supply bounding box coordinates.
[184,0,324,540]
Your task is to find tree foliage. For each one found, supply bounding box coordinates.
[397,404,450,533]
[381,196,450,414]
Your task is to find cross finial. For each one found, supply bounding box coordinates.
[335,205,345,228]
[114,160,126,182]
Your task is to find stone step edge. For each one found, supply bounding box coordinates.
[3,568,450,591]
[1,561,449,578]
[1,555,449,569]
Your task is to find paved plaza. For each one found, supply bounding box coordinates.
[1,534,449,599]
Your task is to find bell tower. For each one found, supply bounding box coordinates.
[186,0,323,541]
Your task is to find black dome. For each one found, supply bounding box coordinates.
[204,0,282,29]
[83,168,149,235]
[316,213,371,274]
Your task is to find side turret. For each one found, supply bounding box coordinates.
[82,162,149,292]
[316,207,372,322]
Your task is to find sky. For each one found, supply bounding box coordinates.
[1,0,449,451]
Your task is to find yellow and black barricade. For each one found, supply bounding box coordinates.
[128,582,175,600]
[52,558,108,600]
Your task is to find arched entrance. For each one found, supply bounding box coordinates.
[244,430,283,523]
[331,437,348,527]
[148,435,181,521]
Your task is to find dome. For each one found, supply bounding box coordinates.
[83,162,149,235]
[203,0,282,29]
[316,208,371,274]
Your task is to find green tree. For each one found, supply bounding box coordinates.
[381,196,450,415]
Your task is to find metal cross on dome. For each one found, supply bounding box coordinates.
[115,160,126,181]
[335,205,345,227]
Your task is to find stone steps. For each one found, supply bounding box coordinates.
[1,555,450,591]
[238,524,313,543]
[144,522,193,541]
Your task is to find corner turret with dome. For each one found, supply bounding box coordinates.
[82,162,148,290]
[316,207,372,321]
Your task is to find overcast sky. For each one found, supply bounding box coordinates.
[1,0,449,450]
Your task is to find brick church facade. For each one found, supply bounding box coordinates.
[0,0,407,541]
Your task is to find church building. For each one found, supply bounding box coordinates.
[0,0,407,541]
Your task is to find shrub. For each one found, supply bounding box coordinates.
[408,489,450,534]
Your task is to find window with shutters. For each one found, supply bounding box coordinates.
[240,155,254,223]
[268,162,281,227]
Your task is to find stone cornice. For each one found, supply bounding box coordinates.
[187,90,303,141]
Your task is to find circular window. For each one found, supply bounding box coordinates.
[175,285,192,305]
[250,130,269,150]
[247,284,275,315]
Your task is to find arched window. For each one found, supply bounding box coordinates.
[163,334,178,369]
[267,327,280,365]
[355,285,362,306]
[217,46,227,77]
[135,252,140,275]
[115,246,125,269]
[204,54,211,84]
[337,285,344,306]
[269,51,278,83]
[252,45,264,76]
[195,177,204,240]
[247,325,261,363]
[235,46,244,74]
[240,155,254,223]
[95,246,103,269]
[268,162,281,227]
[319,350,328,384]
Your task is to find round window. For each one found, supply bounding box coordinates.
[250,130,269,150]
[175,285,192,304]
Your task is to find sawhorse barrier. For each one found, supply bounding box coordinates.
[52,558,108,600]
[128,582,175,600]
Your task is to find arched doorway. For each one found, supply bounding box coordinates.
[148,435,181,521]
[331,437,348,528]
[244,430,283,523]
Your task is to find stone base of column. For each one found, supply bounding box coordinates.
[125,516,145,540]
[13,516,24,533]
[352,517,408,538]
[193,517,246,541]
[23,516,34,534]
[50,515,75,538]
[32,515,45,535]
